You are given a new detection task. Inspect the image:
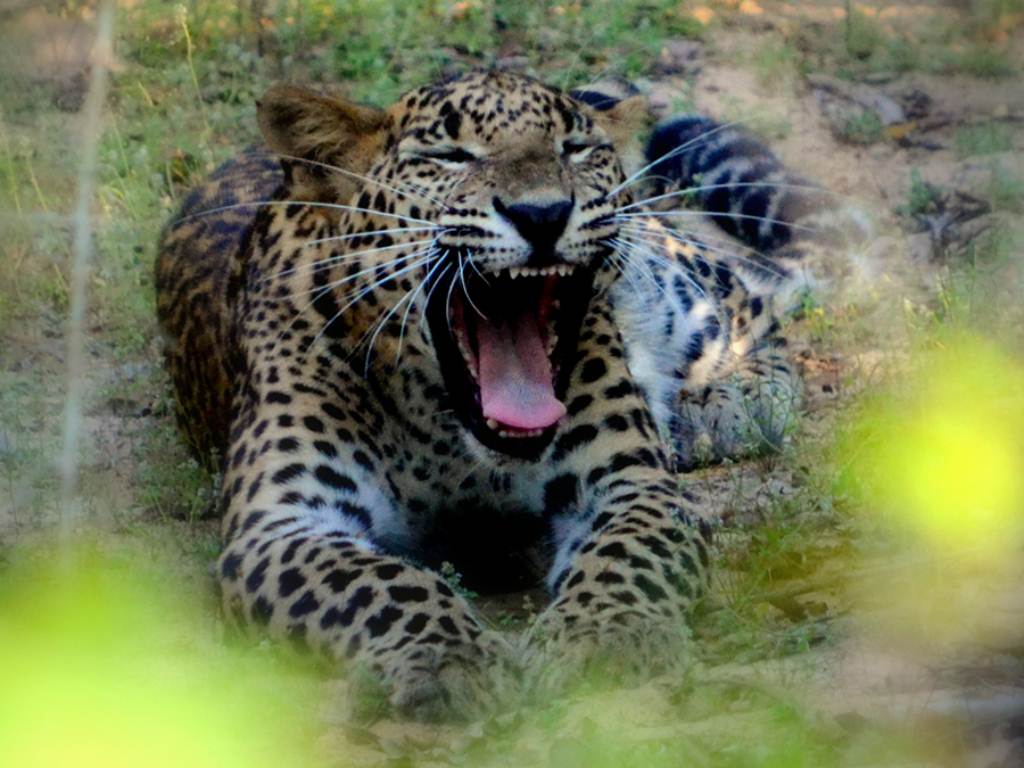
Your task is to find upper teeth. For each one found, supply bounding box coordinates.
[506,265,574,279]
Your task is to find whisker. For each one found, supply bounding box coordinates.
[361,280,422,376]
[610,234,700,303]
[621,221,789,279]
[395,255,448,364]
[328,251,438,305]
[625,218,809,288]
[615,181,837,214]
[175,200,437,227]
[611,232,709,301]
[608,242,655,297]
[354,247,445,369]
[417,253,453,333]
[604,245,646,298]
[300,225,441,249]
[615,210,820,235]
[465,250,491,285]
[307,264,433,356]
[444,258,460,339]
[605,118,750,198]
[303,253,435,352]
[611,249,658,302]
[608,237,655,281]
[612,229,688,272]
[267,237,437,282]
[284,248,436,300]
[620,223,805,303]
[271,152,448,207]
[458,254,488,320]
[624,218,763,260]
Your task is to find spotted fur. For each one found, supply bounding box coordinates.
[156,70,839,719]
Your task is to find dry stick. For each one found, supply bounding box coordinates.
[0,114,24,216]
[59,0,116,549]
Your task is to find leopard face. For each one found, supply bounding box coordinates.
[259,70,638,460]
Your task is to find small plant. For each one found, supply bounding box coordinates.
[899,168,941,218]
[799,292,839,345]
[838,110,884,145]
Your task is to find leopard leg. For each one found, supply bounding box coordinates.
[530,473,709,691]
[217,387,514,721]
[524,309,710,691]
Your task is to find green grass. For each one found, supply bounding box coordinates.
[136,413,215,523]
[929,223,1024,339]
[0,367,64,527]
[987,164,1024,212]
[955,121,1014,157]
[824,4,1021,80]
[946,43,1017,78]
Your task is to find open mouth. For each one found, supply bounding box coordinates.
[426,259,594,458]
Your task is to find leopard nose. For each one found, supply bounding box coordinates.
[493,196,574,261]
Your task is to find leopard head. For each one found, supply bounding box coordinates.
[257,70,645,458]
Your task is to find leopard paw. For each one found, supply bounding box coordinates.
[356,630,519,722]
[521,606,692,698]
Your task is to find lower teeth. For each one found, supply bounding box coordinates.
[485,417,543,438]
[497,428,543,438]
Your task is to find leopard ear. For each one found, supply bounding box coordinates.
[257,84,392,202]
[592,95,651,178]
[592,95,650,145]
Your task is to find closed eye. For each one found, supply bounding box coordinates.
[562,139,603,161]
[418,147,478,164]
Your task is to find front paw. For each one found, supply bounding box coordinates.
[521,604,692,697]
[353,630,519,722]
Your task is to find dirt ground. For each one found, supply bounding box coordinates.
[1,1,1023,766]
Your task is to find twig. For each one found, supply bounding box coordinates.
[0,114,23,216]
[58,0,116,550]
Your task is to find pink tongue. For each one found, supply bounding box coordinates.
[477,312,566,430]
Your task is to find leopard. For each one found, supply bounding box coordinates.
[156,69,844,720]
